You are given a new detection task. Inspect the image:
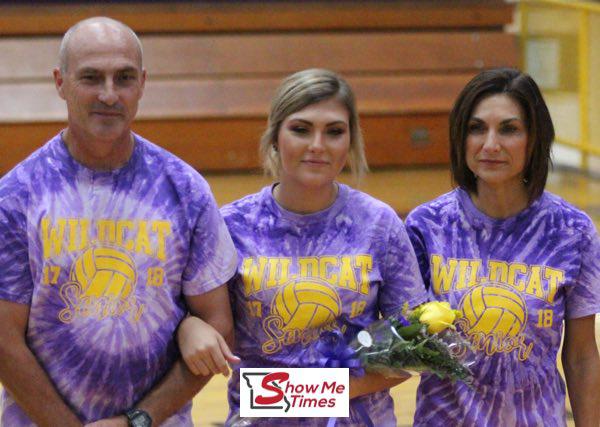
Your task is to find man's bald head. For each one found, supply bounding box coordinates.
[58,17,143,74]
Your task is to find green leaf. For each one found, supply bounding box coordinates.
[396,323,423,340]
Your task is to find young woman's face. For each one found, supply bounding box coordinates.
[276,97,350,190]
[465,94,529,191]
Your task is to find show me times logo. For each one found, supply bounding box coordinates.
[240,368,349,417]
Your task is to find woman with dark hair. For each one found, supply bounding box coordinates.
[178,68,428,426]
[406,67,600,426]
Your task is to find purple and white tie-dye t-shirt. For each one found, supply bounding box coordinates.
[0,133,237,426]
[222,184,428,426]
[406,188,600,427]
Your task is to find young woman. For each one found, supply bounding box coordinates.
[178,68,428,426]
[406,68,600,426]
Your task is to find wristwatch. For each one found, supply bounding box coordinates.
[125,409,153,427]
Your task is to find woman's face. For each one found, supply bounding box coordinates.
[276,97,350,191]
[465,94,529,191]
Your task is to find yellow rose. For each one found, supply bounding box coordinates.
[417,301,457,334]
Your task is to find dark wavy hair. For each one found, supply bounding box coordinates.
[450,68,554,202]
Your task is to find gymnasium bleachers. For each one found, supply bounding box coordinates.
[0,0,517,174]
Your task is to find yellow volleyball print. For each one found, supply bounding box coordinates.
[70,246,137,299]
[460,284,527,337]
[271,280,342,331]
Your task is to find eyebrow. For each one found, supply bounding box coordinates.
[76,68,99,75]
[469,117,521,124]
[76,66,139,75]
[289,118,348,126]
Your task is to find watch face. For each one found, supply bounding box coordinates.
[129,411,152,427]
[131,416,151,427]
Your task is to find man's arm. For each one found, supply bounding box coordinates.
[0,299,82,427]
[86,283,234,427]
[135,283,235,423]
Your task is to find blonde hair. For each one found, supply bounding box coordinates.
[260,68,368,181]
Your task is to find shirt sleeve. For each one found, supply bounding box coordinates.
[405,214,432,291]
[378,212,428,317]
[565,223,600,319]
[181,186,238,296]
[0,203,33,305]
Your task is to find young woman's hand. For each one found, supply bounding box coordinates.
[177,316,240,376]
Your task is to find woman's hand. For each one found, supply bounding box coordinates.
[177,316,241,376]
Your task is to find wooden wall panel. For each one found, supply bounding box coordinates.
[132,119,265,170]
[0,33,517,80]
[0,114,449,174]
[362,115,449,167]
[0,1,516,174]
[0,39,58,80]
[1,74,472,122]
[0,1,514,36]
[0,123,64,174]
[141,32,517,77]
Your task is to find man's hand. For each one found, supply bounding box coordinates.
[178,316,240,376]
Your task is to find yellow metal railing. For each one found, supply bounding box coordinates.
[520,0,600,170]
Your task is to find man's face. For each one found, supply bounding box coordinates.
[54,26,146,154]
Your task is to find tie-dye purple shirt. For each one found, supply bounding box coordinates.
[0,133,237,426]
[222,184,428,426]
[406,188,600,427]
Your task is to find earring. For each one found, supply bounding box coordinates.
[523,178,529,184]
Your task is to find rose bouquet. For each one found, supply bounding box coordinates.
[316,301,473,383]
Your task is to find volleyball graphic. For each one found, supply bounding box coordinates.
[460,284,527,337]
[271,280,341,331]
[70,246,137,299]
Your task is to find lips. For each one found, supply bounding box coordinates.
[92,111,122,116]
[478,159,505,165]
[301,159,330,166]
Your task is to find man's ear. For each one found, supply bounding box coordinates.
[53,68,66,100]
[139,68,147,96]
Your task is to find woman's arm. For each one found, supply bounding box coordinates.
[177,314,240,376]
[562,315,600,427]
[350,372,411,399]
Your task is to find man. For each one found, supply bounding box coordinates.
[0,17,238,427]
